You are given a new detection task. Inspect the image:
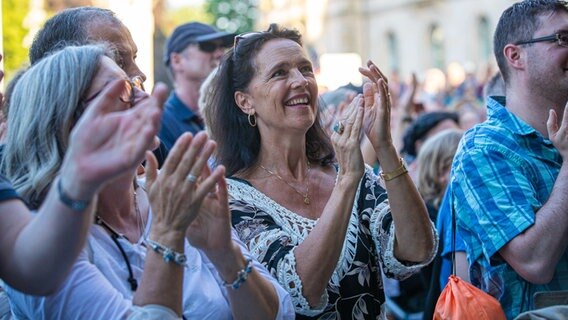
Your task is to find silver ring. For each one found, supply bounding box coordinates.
[186,174,198,183]
[333,121,345,134]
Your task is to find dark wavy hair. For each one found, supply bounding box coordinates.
[204,24,334,176]
[494,0,568,83]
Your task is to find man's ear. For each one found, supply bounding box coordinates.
[170,52,183,71]
[234,90,255,115]
[504,43,525,72]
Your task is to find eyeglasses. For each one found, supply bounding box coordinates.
[515,32,568,47]
[118,76,145,107]
[198,41,230,53]
[83,76,145,107]
[232,32,264,60]
[233,32,263,50]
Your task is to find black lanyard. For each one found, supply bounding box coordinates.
[95,216,139,291]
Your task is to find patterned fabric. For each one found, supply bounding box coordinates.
[449,96,568,319]
[228,166,437,319]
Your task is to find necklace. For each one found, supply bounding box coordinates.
[133,189,145,239]
[94,190,144,292]
[259,162,311,205]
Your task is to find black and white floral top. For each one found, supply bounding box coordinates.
[228,166,437,320]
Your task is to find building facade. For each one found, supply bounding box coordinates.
[258,0,516,87]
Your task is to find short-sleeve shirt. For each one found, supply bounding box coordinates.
[449,96,568,318]
[0,174,20,203]
[158,91,204,153]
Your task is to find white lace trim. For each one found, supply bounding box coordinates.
[227,172,365,314]
[369,199,439,280]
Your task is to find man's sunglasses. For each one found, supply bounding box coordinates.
[198,41,231,53]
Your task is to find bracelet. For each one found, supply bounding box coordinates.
[379,158,408,181]
[57,179,91,211]
[222,258,253,290]
[146,239,187,266]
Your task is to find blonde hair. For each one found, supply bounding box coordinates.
[199,66,218,137]
[1,45,111,209]
[417,129,463,208]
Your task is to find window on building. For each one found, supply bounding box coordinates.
[478,16,492,62]
[430,24,445,69]
[387,31,399,72]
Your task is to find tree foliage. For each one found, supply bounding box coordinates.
[2,0,30,82]
[162,5,214,36]
[204,0,257,34]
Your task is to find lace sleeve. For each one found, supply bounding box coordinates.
[361,169,438,280]
[230,199,328,316]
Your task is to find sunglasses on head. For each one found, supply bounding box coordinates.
[198,41,230,53]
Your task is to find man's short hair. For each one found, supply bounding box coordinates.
[494,0,568,83]
[29,7,119,64]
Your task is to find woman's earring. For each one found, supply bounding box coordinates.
[248,113,257,127]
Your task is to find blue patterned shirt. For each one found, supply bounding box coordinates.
[449,96,568,319]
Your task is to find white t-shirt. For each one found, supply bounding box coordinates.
[4,211,294,320]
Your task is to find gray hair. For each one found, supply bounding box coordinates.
[2,45,110,209]
[29,7,119,64]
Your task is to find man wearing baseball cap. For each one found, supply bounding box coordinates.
[159,22,234,157]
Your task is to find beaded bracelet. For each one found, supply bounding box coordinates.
[222,259,253,290]
[57,179,90,211]
[146,239,187,266]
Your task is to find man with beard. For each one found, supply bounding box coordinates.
[447,0,568,318]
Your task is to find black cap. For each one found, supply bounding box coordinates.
[164,22,235,66]
[401,111,459,158]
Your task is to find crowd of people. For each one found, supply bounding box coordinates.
[0,0,565,319]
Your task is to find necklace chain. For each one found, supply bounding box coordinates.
[96,189,145,242]
[259,162,311,205]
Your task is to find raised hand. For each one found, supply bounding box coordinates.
[145,132,223,234]
[185,165,231,257]
[330,94,365,180]
[59,81,167,198]
[547,104,568,160]
[359,60,394,151]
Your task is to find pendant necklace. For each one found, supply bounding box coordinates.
[259,162,311,205]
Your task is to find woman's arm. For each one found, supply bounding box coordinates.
[187,170,289,319]
[359,61,435,263]
[0,81,165,296]
[134,132,224,315]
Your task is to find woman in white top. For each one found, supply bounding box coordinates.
[0,52,162,296]
[2,44,293,319]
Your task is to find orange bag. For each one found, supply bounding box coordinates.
[433,275,506,320]
[434,202,507,320]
